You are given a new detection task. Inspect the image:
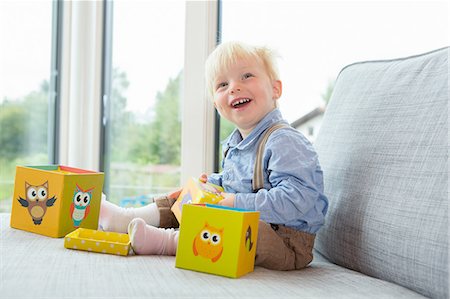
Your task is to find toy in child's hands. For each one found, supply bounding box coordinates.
[171,177,224,223]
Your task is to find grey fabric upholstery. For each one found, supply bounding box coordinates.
[314,47,449,299]
[0,214,425,298]
[2,48,447,298]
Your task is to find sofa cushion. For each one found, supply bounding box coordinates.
[0,214,426,298]
[314,47,448,299]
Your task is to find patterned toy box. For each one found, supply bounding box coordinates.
[10,165,104,238]
[175,204,260,278]
[171,177,224,223]
[65,228,131,256]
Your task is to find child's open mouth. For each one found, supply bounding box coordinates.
[231,98,251,109]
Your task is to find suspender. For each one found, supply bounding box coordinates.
[252,123,289,192]
[222,122,289,192]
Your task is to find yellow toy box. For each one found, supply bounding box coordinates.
[171,177,224,223]
[64,228,130,256]
[10,165,104,238]
[175,204,260,278]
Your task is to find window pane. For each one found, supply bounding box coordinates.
[220,1,447,142]
[0,1,54,212]
[104,1,185,206]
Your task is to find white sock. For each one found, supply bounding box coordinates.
[128,218,179,255]
[98,193,160,233]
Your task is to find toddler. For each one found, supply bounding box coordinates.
[99,41,328,270]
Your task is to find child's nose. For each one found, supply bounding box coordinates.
[229,83,241,94]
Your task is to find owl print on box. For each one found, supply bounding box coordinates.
[17,181,57,225]
[192,222,224,263]
[11,165,104,238]
[175,204,259,278]
[70,184,94,228]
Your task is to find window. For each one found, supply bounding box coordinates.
[219,0,447,142]
[102,1,186,206]
[0,1,59,212]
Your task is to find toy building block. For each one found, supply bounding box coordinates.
[171,177,224,223]
[176,204,259,278]
[10,165,104,238]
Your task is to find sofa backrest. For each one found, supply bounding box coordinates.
[314,47,448,299]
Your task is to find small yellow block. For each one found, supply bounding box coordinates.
[171,177,224,223]
[64,228,130,256]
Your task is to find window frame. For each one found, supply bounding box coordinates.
[99,0,113,195]
[0,0,61,212]
[181,1,220,183]
[97,1,221,194]
[48,0,64,164]
[57,1,104,171]
[57,1,222,191]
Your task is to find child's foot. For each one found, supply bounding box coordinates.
[98,194,160,233]
[128,218,179,255]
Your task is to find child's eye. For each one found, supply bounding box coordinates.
[243,73,254,79]
[216,82,228,89]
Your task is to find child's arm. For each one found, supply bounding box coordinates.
[218,193,235,207]
[205,172,223,187]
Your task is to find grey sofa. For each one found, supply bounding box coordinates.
[314,47,448,299]
[0,47,447,298]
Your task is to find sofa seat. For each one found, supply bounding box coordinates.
[0,213,425,298]
[2,47,447,298]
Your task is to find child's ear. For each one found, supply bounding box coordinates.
[272,80,282,99]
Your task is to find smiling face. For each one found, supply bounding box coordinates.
[213,57,282,138]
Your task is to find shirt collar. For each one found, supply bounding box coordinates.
[223,108,286,150]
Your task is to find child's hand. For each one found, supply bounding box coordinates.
[218,192,235,207]
[199,173,208,183]
[167,189,182,199]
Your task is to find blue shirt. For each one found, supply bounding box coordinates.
[208,108,328,234]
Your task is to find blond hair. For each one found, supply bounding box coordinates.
[205,41,280,100]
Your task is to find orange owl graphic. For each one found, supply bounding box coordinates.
[192,222,224,263]
[17,181,57,225]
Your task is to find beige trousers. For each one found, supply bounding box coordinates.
[154,196,315,271]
